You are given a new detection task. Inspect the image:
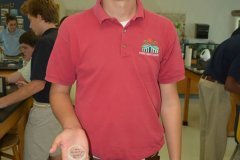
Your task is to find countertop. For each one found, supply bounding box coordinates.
[185,65,204,75]
[0,84,23,122]
[0,59,23,70]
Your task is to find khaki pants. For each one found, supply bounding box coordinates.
[231,145,240,160]
[199,78,231,160]
[24,101,62,160]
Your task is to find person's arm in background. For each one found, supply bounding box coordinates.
[160,83,181,160]
[6,71,28,88]
[0,80,45,108]
[6,60,31,87]
[225,76,240,94]
[49,83,89,160]
[225,53,240,94]
[6,71,26,84]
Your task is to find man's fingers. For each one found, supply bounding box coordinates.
[49,137,61,153]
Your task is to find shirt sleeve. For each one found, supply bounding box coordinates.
[158,22,185,84]
[18,60,31,82]
[46,24,76,86]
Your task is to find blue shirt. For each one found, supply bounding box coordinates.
[0,28,25,56]
[204,35,240,83]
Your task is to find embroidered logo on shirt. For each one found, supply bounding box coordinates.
[139,38,159,56]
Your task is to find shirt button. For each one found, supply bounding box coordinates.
[123,29,127,33]
[122,44,127,48]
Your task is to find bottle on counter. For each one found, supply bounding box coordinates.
[184,46,192,67]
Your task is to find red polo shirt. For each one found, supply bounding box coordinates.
[46,0,184,159]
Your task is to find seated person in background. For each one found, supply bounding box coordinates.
[6,31,38,87]
[0,14,25,56]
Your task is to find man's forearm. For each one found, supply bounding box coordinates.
[50,85,82,129]
[0,80,45,108]
[160,83,181,160]
[225,76,240,94]
[161,104,181,160]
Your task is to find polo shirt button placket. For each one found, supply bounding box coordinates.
[121,28,128,56]
[122,44,127,48]
[121,43,128,56]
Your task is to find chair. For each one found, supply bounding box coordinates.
[0,134,20,160]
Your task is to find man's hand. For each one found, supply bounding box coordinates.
[50,128,89,160]
[16,80,28,88]
[0,98,7,109]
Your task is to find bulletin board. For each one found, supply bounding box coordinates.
[0,0,29,31]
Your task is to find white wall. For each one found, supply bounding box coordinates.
[142,0,240,43]
[59,0,240,43]
[55,0,66,20]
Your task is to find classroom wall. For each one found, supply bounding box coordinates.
[142,0,240,43]
[59,0,240,44]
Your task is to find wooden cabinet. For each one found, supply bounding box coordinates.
[177,78,199,94]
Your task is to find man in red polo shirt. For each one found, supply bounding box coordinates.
[46,0,184,159]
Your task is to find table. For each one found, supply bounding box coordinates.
[231,93,240,105]
[0,69,32,159]
[182,67,235,135]
[0,98,32,159]
[0,57,23,70]
[0,70,16,77]
[229,93,240,136]
[182,67,202,126]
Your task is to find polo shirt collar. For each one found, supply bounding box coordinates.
[93,0,144,24]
